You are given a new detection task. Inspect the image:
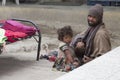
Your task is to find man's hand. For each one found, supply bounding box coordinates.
[76,42,85,48]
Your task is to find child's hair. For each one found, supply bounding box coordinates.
[57,25,73,41]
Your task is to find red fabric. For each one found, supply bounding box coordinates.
[2,20,37,36]
[49,56,56,62]
[5,30,27,42]
[1,20,38,43]
[0,20,6,24]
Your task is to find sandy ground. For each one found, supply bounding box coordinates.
[0,36,65,80]
[0,51,66,80]
[0,3,120,80]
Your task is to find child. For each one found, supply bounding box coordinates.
[52,26,80,72]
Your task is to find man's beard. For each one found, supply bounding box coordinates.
[88,19,102,27]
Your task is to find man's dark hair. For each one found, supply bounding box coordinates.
[57,25,73,41]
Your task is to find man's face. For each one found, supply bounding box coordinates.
[87,15,99,27]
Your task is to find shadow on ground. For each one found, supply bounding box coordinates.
[0,57,35,76]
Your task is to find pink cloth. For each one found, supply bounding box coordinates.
[3,20,37,36]
[5,30,27,42]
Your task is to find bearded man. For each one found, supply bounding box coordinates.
[72,4,111,65]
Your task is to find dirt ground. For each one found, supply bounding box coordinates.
[31,4,120,49]
[0,3,119,51]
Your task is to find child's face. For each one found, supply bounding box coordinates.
[63,35,72,44]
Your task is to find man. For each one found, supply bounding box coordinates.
[72,4,111,64]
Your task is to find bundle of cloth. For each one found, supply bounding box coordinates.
[0,20,37,43]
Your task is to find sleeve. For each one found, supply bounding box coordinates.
[92,30,111,57]
[59,44,69,52]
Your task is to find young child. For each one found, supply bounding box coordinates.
[52,26,80,72]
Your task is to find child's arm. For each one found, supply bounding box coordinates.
[59,42,74,64]
[57,50,63,58]
[64,49,74,64]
